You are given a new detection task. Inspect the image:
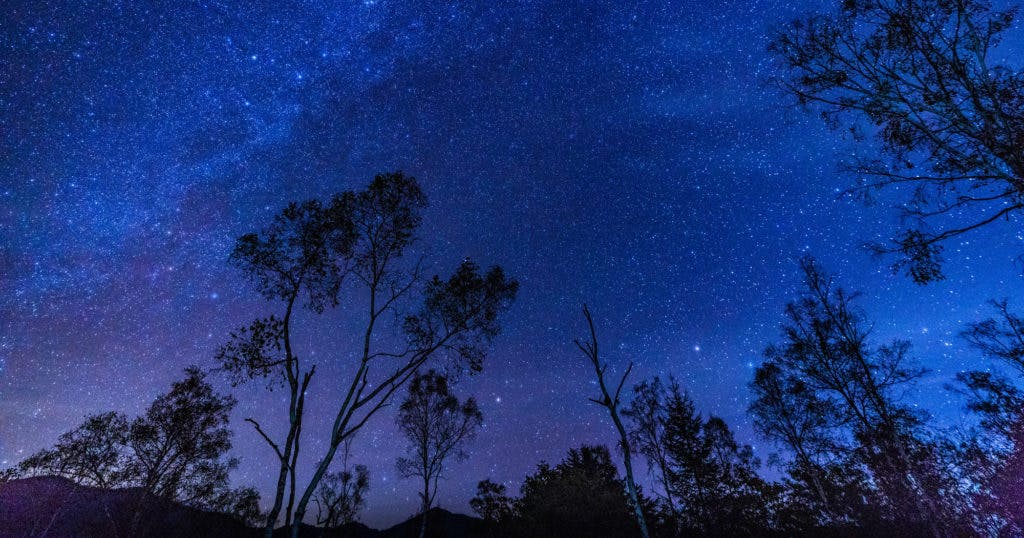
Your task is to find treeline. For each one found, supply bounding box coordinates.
[461,258,1024,537]
[11,254,1024,537]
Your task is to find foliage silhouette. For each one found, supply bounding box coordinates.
[512,445,639,538]
[313,441,370,531]
[222,172,517,538]
[773,0,1024,283]
[469,479,513,528]
[14,367,259,530]
[752,257,965,536]
[627,378,779,537]
[396,370,483,538]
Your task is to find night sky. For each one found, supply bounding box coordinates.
[4,0,1024,529]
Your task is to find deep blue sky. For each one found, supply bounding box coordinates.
[3,0,1024,528]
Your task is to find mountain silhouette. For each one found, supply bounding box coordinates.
[0,477,486,538]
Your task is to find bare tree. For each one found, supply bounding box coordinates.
[395,370,483,538]
[772,0,1024,283]
[575,305,650,538]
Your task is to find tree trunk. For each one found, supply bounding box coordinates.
[419,480,430,538]
[286,388,307,530]
[606,392,650,538]
[618,436,650,538]
[264,407,298,538]
[291,439,343,538]
[264,299,303,538]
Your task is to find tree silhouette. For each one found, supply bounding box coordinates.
[14,367,254,532]
[314,441,369,530]
[128,366,237,506]
[955,370,1024,439]
[624,376,681,519]
[513,445,639,538]
[16,411,131,489]
[772,0,1024,283]
[208,486,264,528]
[749,361,880,532]
[314,468,369,529]
[756,257,962,536]
[628,377,776,537]
[220,173,517,537]
[575,304,651,538]
[217,194,352,536]
[959,302,1024,437]
[395,370,483,538]
[952,300,1024,532]
[469,479,513,526]
[220,173,518,538]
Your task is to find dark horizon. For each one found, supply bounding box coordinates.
[4,0,1024,531]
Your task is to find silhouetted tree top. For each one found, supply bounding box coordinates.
[770,258,928,426]
[16,411,131,489]
[470,479,513,523]
[750,361,840,465]
[773,0,1024,283]
[129,366,238,504]
[348,171,427,278]
[945,302,1024,535]
[651,381,775,536]
[404,261,518,373]
[216,316,287,387]
[395,371,484,470]
[315,459,370,528]
[223,172,518,538]
[515,445,637,538]
[215,172,483,538]
[963,300,1024,373]
[227,172,427,311]
[957,300,1024,436]
[754,258,968,536]
[624,376,680,515]
[230,198,352,312]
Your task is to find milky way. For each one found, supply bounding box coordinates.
[4,0,1024,527]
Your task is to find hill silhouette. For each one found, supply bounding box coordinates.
[0,476,485,538]
[0,476,252,537]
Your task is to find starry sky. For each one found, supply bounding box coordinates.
[4,0,1024,529]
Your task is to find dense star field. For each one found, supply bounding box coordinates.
[3,0,1024,528]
